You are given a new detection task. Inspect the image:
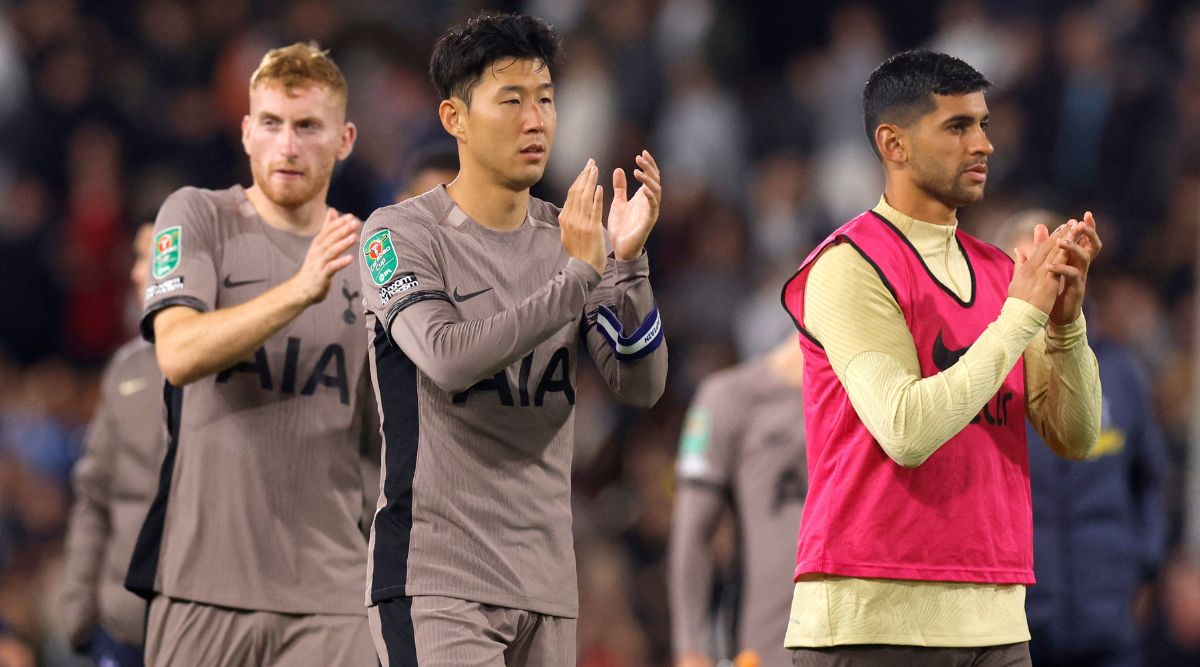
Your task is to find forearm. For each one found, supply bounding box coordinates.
[669,484,724,659]
[62,442,111,649]
[843,298,1046,467]
[1024,318,1101,459]
[586,253,667,407]
[153,280,310,385]
[390,258,599,392]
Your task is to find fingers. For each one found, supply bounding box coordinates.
[583,161,599,208]
[1055,234,1092,267]
[1026,223,1070,265]
[563,159,595,222]
[590,181,604,225]
[1078,211,1103,259]
[1013,246,1028,267]
[612,167,628,205]
[325,253,355,274]
[1046,262,1083,282]
[634,150,662,205]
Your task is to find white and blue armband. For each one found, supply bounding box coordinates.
[594,304,664,362]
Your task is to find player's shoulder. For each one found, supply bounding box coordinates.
[159,185,242,230]
[364,187,454,240]
[528,195,562,228]
[102,337,156,390]
[695,358,766,404]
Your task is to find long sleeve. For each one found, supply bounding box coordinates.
[61,387,118,649]
[670,377,738,657]
[1023,318,1103,459]
[386,258,600,392]
[805,243,1047,467]
[668,485,725,659]
[583,251,667,408]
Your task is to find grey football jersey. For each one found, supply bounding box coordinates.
[127,185,377,615]
[361,186,667,617]
[63,338,166,647]
[671,358,806,666]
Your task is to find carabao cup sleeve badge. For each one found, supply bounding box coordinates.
[152,226,182,279]
[364,229,399,286]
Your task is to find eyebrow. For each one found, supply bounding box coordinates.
[257,111,323,124]
[942,113,988,126]
[496,82,555,94]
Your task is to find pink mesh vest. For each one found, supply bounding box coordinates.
[781,210,1034,585]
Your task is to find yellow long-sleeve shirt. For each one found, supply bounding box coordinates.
[785,196,1102,648]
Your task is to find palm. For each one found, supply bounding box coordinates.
[607,151,662,260]
[609,189,653,256]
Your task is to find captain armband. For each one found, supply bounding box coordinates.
[594,304,664,362]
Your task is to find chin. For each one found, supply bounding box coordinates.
[262,183,320,209]
[505,169,544,191]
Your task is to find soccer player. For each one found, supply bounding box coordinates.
[62,224,163,667]
[780,50,1103,665]
[669,337,807,667]
[127,43,379,665]
[359,12,667,666]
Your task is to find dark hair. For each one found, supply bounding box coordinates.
[429,12,562,104]
[862,50,991,158]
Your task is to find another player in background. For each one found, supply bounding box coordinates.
[62,224,163,667]
[995,210,1168,667]
[781,50,1102,665]
[127,43,379,666]
[395,148,459,202]
[669,337,807,667]
[360,12,667,666]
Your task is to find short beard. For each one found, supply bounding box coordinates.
[912,158,983,210]
[254,161,333,209]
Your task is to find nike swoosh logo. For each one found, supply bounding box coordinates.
[118,378,148,397]
[931,329,970,372]
[223,275,267,289]
[453,286,494,302]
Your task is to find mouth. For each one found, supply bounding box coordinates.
[964,163,988,183]
[273,168,305,180]
[519,144,546,161]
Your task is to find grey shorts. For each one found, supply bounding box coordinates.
[791,642,1031,667]
[368,595,576,666]
[144,596,376,666]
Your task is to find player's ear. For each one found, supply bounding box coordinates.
[875,123,906,164]
[241,115,252,156]
[337,121,357,161]
[439,98,468,142]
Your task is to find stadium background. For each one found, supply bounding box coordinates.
[1,0,1199,664]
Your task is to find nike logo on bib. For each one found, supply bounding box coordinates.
[453,286,494,302]
[223,275,267,289]
[932,330,969,371]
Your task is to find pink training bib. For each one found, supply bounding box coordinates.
[781,210,1033,585]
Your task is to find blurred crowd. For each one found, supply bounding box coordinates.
[1,0,1198,665]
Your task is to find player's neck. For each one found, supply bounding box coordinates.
[445,171,530,232]
[244,184,328,235]
[882,180,957,227]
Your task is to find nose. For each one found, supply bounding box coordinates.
[972,126,994,156]
[522,101,545,134]
[279,124,299,157]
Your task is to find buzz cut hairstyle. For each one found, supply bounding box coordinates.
[429,11,562,105]
[250,42,348,108]
[862,49,991,158]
